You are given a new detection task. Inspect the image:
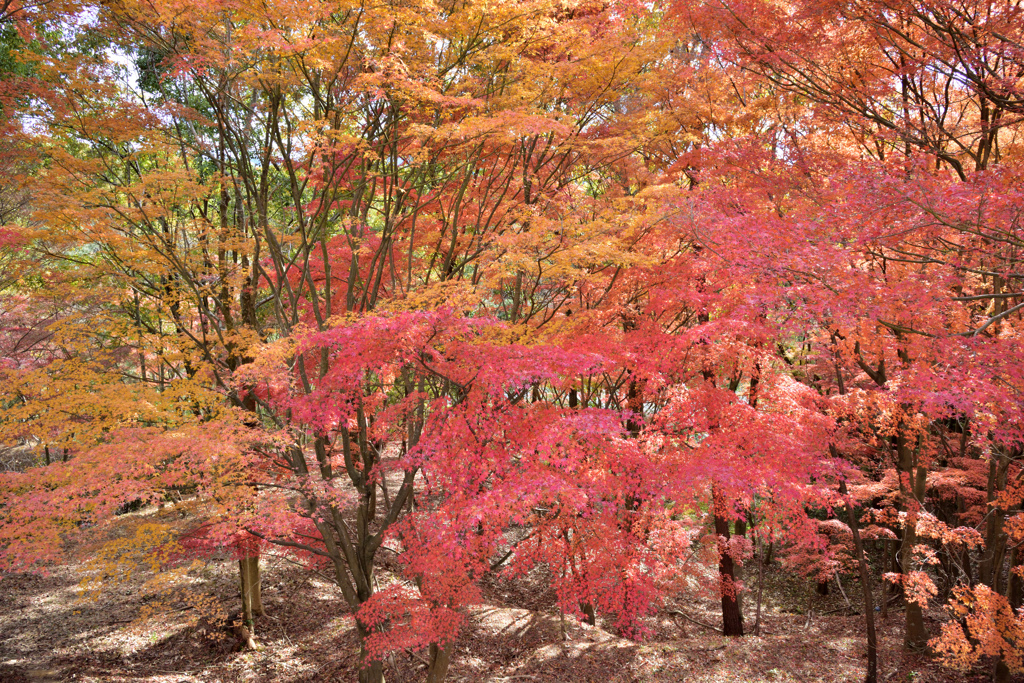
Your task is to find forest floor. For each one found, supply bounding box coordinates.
[0,503,1009,683]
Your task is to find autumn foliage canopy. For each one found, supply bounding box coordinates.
[1,0,1024,680]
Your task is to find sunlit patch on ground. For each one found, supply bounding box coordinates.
[0,507,992,682]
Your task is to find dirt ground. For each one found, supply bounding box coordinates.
[0,506,1011,683]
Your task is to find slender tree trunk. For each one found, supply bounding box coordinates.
[367,485,377,522]
[988,452,1015,683]
[240,555,264,617]
[957,494,976,588]
[1009,546,1022,610]
[237,556,260,649]
[568,385,595,627]
[840,477,877,683]
[881,539,892,620]
[713,488,743,636]
[622,316,643,437]
[239,560,252,625]
[981,454,1011,590]
[702,333,742,635]
[734,517,747,613]
[754,539,768,635]
[981,457,1003,586]
[896,432,928,650]
[901,535,927,649]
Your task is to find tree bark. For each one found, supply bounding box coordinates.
[895,431,929,650]
[753,539,769,635]
[840,477,877,683]
[994,656,1010,683]
[981,454,1010,589]
[357,623,386,683]
[1009,546,1022,610]
[734,517,747,612]
[358,660,386,683]
[714,488,744,636]
[987,452,1015,683]
[237,555,261,649]
[239,555,263,618]
[580,601,596,626]
[239,559,252,626]
[426,641,453,683]
[881,539,892,620]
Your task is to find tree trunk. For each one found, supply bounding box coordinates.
[1009,546,1022,610]
[901,543,927,650]
[881,539,893,620]
[840,477,878,683]
[995,658,1010,683]
[580,601,596,626]
[734,517,747,613]
[981,454,1011,589]
[358,660,386,683]
[714,489,744,636]
[230,612,257,650]
[896,432,928,650]
[239,555,264,617]
[237,556,260,649]
[993,454,1018,683]
[753,539,768,635]
[367,484,377,522]
[623,316,643,437]
[357,623,386,683]
[957,494,976,588]
[426,641,452,683]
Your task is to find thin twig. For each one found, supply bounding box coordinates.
[834,573,853,611]
[668,609,723,634]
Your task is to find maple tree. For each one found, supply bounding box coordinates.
[2,0,1024,681]
[687,0,1024,678]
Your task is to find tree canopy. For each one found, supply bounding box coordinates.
[2,0,1024,681]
